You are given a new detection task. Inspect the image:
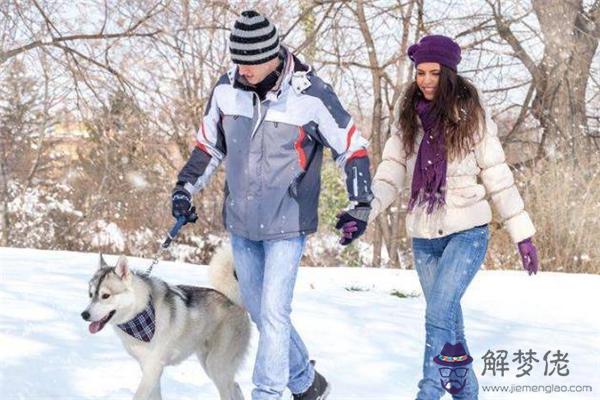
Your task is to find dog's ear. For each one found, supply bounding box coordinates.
[115,255,131,281]
[99,253,108,269]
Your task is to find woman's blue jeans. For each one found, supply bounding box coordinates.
[413,224,489,400]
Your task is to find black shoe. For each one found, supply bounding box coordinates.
[293,366,330,400]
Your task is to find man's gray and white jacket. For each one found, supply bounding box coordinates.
[176,49,373,241]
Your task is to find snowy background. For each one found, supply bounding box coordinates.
[1,247,599,399]
[2,1,600,398]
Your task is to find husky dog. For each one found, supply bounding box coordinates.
[81,246,250,400]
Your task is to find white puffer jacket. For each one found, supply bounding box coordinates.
[369,110,535,243]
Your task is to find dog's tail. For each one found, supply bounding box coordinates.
[208,244,243,306]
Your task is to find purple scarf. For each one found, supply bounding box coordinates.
[407,99,447,214]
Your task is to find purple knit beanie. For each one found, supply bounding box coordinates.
[407,35,461,72]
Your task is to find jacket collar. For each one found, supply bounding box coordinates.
[227,47,312,101]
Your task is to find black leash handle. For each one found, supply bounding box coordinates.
[161,216,187,249]
[144,216,189,276]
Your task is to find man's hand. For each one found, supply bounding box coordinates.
[171,188,198,224]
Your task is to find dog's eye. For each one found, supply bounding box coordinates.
[102,293,111,299]
[88,292,92,298]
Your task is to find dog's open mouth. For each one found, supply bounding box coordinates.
[89,310,116,334]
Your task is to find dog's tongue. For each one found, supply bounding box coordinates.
[89,321,103,334]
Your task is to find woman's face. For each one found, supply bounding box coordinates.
[416,62,441,100]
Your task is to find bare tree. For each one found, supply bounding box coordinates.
[327,0,420,267]
[0,58,51,245]
[486,0,600,157]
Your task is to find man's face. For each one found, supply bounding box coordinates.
[237,57,280,85]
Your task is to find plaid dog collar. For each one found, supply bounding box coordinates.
[117,296,155,342]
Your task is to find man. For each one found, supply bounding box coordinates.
[171,10,373,400]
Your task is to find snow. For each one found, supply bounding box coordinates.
[89,221,126,251]
[125,171,149,189]
[1,247,599,399]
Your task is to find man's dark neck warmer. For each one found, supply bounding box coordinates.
[254,59,284,100]
[236,55,285,101]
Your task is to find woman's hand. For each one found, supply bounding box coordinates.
[518,238,539,275]
[335,203,371,246]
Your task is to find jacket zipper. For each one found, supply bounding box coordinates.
[251,92,268,139]
[352,166,358,197]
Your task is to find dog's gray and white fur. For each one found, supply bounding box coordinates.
[81,246,250,400]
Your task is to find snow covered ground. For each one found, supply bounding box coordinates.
[1,247,599,399]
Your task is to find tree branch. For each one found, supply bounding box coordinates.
[485,0,541,83]
[1,0,165,65]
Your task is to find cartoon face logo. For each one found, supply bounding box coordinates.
[433,342,473,395]
[439,366,468,395]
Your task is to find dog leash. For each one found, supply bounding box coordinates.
[144,216,187,276]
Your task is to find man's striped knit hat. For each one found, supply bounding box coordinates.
[229,10,280,65]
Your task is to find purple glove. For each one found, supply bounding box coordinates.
[339,220,360,245]
[335,204,371,246]
[518,238,539,275]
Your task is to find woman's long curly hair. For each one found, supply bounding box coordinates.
[398,65,485,161]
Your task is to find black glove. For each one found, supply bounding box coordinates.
[171,188,198,224]
[335,203,371,246]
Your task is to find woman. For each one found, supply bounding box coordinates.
[360,35,538,399]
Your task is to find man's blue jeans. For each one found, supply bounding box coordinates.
[230,234,315,400]
[413,224,489,400]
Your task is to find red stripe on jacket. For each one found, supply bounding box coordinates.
[295,127,308,170]
[196,122,209,153]
[348,148,368,161]
[345,124,357,151]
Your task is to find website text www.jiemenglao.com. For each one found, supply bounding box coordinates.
[481,383,593,395]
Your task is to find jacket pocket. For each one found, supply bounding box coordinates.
[287,171,306,199]
[446,185,486,208]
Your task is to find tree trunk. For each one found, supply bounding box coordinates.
[494,0,599,158]
[385,0,418,268]
[354,0,385,267]
[530,0,598,156]
[0,157,10,247]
